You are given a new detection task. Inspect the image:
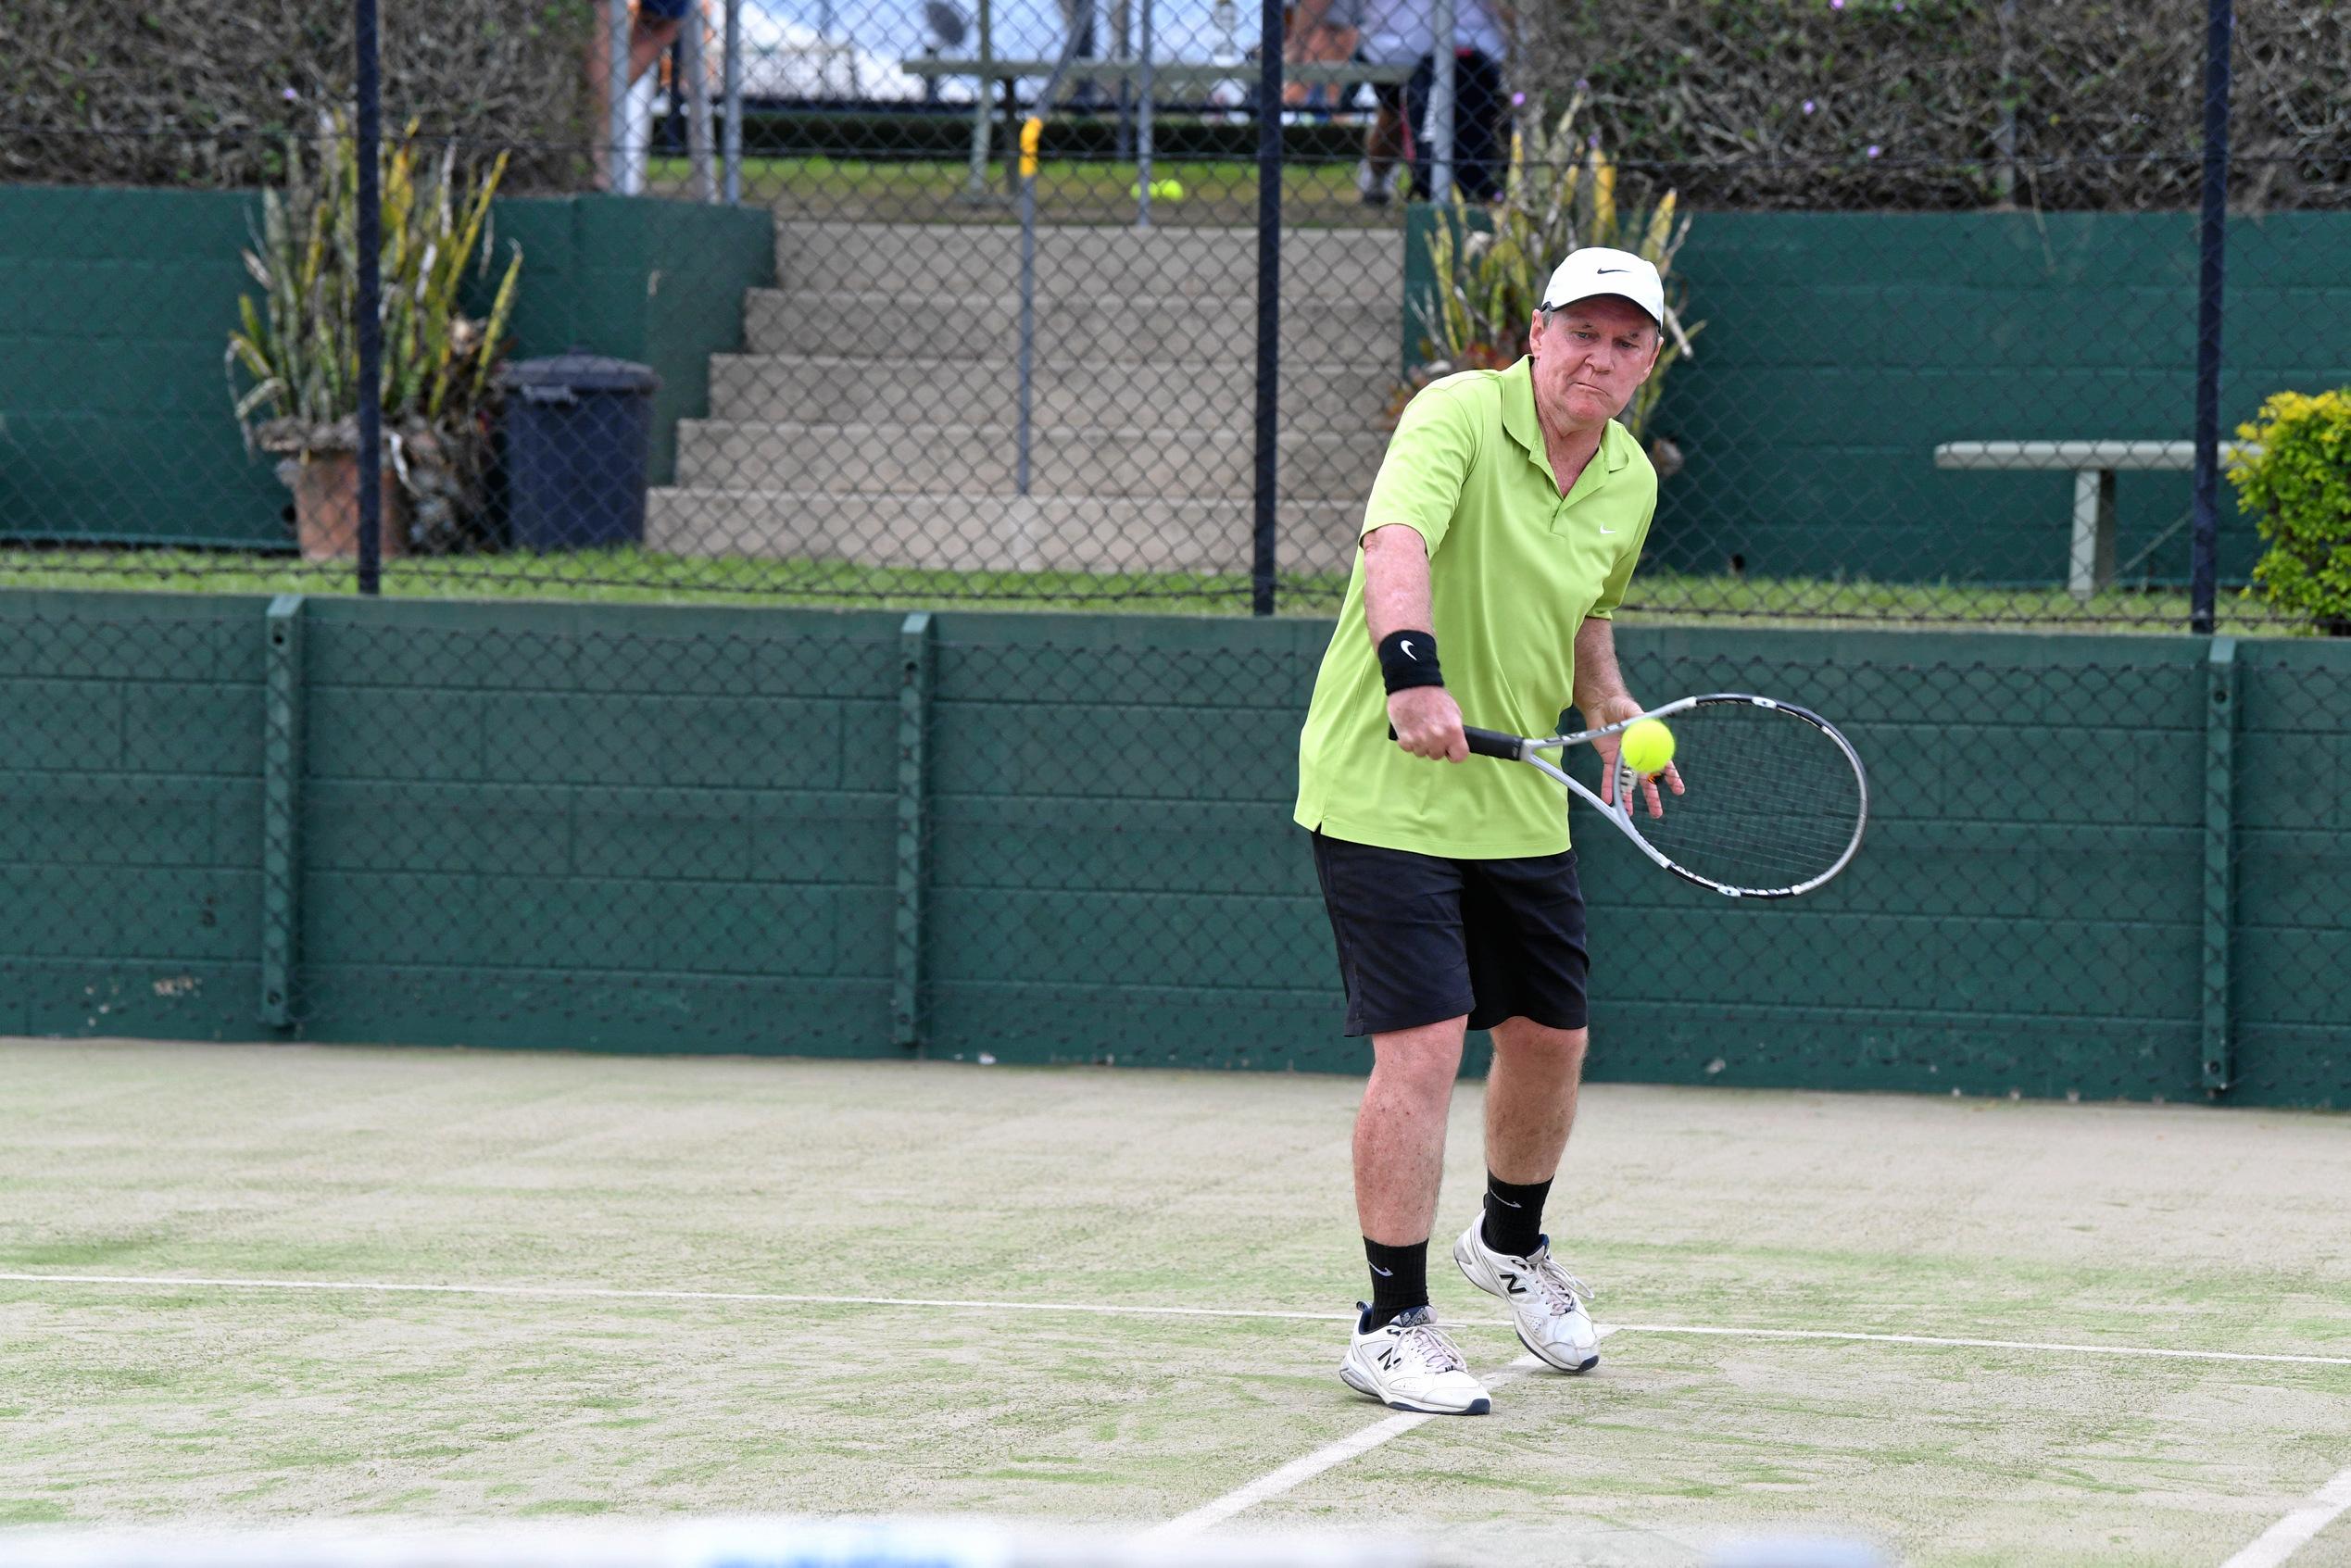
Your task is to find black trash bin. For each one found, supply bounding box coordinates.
[498,354,662,549]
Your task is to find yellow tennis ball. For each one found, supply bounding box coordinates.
[1618,717,1675,774]
[1155,178,1185,200]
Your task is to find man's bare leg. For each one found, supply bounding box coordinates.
[1454,1014,1602,1372]
[1361,97,1406,203]
[1355,1014,1467,1246]
[1484,1016,1588,1185]
[585,13,684,190]
[1338,1010,1490,1412]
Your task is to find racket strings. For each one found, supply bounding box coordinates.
[1626,704,1864,892]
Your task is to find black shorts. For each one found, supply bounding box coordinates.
[1310,830,1590,1038]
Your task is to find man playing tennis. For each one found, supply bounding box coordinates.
[1294,247,1678,1414]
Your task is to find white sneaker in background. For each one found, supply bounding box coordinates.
[1338,1303,1492,1414]
[1453,1221,1602,1373]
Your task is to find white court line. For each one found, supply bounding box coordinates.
[4,1272,2349,1369]
[1145,1351,1555,1541]
[1604,1322,2351,1370]
[0,1272,1342,1324]
[2219,1463,2351,1568]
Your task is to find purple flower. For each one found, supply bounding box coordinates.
[1575,77,1590,91]
[1866,144,1882,157]
[1512,92,1526,107]
[282,87,299,101]
[1830,0,1843,9]
[1802,99,1816,115]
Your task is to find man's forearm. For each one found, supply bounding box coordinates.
[1572,617,1639,721]
[1362,526,1436,646]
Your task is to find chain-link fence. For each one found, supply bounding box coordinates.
[3,596,2345,1106]
[4,1,2347,630]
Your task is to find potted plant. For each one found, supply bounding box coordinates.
[228,113,522,560]
[1407,95,1703,472]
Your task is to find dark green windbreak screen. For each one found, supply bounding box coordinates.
[3,592,2344,1108]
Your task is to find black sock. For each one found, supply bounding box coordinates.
[1362,1237,1429,1330]
[1481,1172,1552,1259]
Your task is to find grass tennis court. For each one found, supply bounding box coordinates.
[4,1039,2347,1564]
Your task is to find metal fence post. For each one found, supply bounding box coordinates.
[1251,0,1283,616]
[259,596,306,1028]
[682,0,717,201]
[2201,635,2238,1096]
[893,611,937,1053]
[355,0,383,596]
[1136,0,1155,229]
[722,0,742,203]
[964,0,996,198]
[1427,0,1456,204]
[2189,0,2234,634]
[608,0,634,194]
[1016,116,1040,496]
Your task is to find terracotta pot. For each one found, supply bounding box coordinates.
[289,452,408,563]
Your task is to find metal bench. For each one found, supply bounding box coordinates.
[901,54,1417,204]
[898,57,1410,88]
[899,58,1415,86]
[1933,440,2256,599]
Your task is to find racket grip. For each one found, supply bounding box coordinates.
[1386,724,1526,760]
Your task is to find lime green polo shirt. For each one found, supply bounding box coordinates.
[1293,357,1657,858]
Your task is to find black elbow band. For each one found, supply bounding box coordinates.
[1377,631,1443,694]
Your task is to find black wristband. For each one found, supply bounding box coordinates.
[1377,630,1443,694]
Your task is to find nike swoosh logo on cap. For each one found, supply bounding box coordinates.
[1595,267,1628,274]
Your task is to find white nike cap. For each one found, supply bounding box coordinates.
[1540,246,1665,329]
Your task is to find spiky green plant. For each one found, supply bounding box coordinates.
[1415,95,1701,444]
[228,113,522,546]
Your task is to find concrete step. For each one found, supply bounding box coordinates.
[707,354,1401,430]
[746,288,1398,365]
[673,420,1387,502]
[644,487,1364,577]
[777,220,1404,299]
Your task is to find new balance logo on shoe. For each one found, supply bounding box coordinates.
[1499,1270,1528,1296]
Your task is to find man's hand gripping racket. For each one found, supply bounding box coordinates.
[1400,694,1868,899]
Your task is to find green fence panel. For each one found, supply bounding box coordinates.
[1,591,2345,1107]
[1401,206,2351,593]
[0,590,270,1038]
[0,189,773,548]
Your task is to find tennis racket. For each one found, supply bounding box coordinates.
[1425,695,1868,898]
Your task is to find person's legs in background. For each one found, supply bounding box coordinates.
[1453,48,1505,202]
[585,0,687,190]
[1361,79,1408,205]
[1404,49,1505,203]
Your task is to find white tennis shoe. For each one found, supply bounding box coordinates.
[1339,1304,1491,1414]
[1453,1222,1602,1373]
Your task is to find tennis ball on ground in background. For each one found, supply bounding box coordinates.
[1618,717,1675,775]
[1131,178,1186,200]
